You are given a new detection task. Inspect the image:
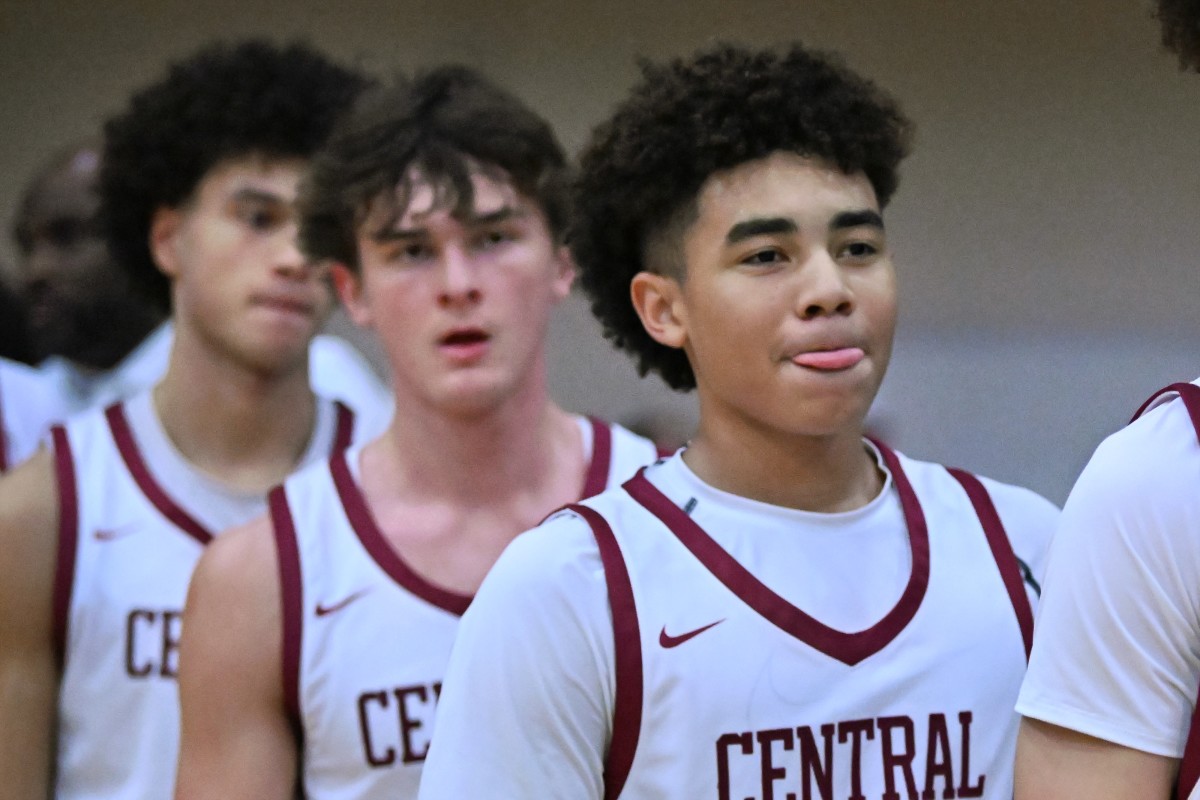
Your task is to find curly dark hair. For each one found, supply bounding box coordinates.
[1156,0,1200,71]
[98,39,372,311]
[571,43,913,391]
[299,66,570,270]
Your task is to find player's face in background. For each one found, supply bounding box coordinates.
[343,167,574,417]
[646,151,896,440]
[149,156,333,377]
[11,147,158,367]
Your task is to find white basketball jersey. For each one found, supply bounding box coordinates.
[0,356,61,472]
[51,394,356,800]
[569,442,1034,800]
[273,418,660,799]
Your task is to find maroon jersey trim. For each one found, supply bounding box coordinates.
[332,401,355,453]
[568,503,643,800]
[946,467,1034,659]
[51,425,78,669]
[1131,383,1200,444]
[269,485,305,733]
[330,451,472,617]
[581,417,613,499]
[105,403,213,546]
[621,440,930,666]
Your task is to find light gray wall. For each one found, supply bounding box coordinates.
[2,0,1197,503]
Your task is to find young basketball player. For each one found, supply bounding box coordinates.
[418,43,1059,799]
[1014,4,1200,798]
[0,355,56,472]
[173,68,660,800]
[0,40,379,799]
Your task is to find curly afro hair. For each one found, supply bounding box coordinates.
[571,43,912,392]
[299,66,570,271]
[98,39,372,311]
[1156,0,1200,71]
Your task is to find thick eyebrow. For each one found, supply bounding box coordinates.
[725,217,798,246]
[831,209,885,231]
[371,205,525,243]
[231,188,289,206]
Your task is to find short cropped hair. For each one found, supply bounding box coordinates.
[99,39,371,310]
[1157,0,1200,71]
[571,43,913,391]
[298,66,571,270]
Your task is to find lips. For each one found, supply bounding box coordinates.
[440,328,490,347]
[791,346,866,371]
[252,293,316,317]
[439,327,492,363]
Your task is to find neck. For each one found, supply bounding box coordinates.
[683,405,881,513]
[367,368,579,504]
[153,324,316,493]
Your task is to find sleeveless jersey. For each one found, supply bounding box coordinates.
[51,395,355,800]
[271,418,660,799]
[569,442,1034,800]
[0,356,60,472]
[1130,384,1200,800]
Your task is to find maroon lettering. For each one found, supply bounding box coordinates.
[757,728,794,800]
[160,610,182,678]
[879,716,918,800]
[396,685,435,763]
[797,723,834,800]
[716,732,754,800]
[922,713,955,799]
[837,719,875,800]
[125,609,156,678]
[357,691,397,767]
[956,712,984,797]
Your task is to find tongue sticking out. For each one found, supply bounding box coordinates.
[793,347,865,371]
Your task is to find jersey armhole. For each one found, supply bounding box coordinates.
[50,425,79,671]
[946,467,1035,659]
[1130,383,1200,441]
[268,485,305,744]
[565,503,642,800]
[332,402,355,454]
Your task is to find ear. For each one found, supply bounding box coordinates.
[549,244,577,301]
[148,207,184,279]
[331,263,371,327]
[630,271,686,349]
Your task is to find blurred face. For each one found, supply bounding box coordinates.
[634,152,897,440]
[12,146,160,366]
[150,156,333,377]
[339,167,574,417]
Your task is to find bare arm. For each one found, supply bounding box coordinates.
[174,515,297,800]
[1014,718,1176,800]
[0,449,61,800]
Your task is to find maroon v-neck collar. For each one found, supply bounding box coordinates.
[621,440,930,666]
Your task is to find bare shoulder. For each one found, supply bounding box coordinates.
[0,448,60,635]
[187,514,280,631]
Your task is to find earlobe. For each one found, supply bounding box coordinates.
[630,271,687,349]
[148,208,182,278]
[551,245,577,300]
[331,263,372,327]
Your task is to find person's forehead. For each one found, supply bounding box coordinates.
[195,155,307,201]
[695,153,877,221]
[20,159,99,222]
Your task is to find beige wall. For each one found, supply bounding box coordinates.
[2,0,1197,501]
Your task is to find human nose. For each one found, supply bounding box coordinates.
[437,246,482,309]
[273,223,311,278]
[796,250,853,320]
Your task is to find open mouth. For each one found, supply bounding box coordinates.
[441,329,490,347]
[792,347,865,371]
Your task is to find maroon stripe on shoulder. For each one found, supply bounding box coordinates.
[1131,383,1200,445]
[331,401,355,454]
[566,503,642,800]
[946,467,1035,660]
[268,485,305,732]
[330,451,472,616]
[581,418,613,499]
[105,403,212,546]
[623,441,931,667]
[50,425,78,669]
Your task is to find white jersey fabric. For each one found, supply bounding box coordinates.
[271,417,660,799]
[419,442,1058,800]
[1017,379,1200,795]
[0,356,61,472]
[38,322,393,429]
[51,390,360,800]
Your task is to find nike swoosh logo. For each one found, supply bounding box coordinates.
[315,588,371,617]
[94,526,137,542]
[659,619,725,648]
